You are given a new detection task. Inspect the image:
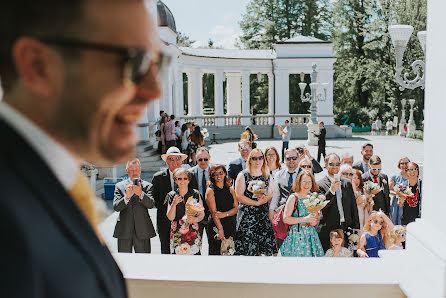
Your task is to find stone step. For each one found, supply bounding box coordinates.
[141,158,165,167]
[139,154,161,162]
[136,142,154,153]
[136,148,159,157]
[141,166,164,172]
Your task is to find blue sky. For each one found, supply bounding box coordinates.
[162,0,251,48]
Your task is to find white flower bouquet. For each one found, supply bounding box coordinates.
[393,183,413,198]
[213,227,235,255]
[201,128,209,139]
[247,180,266,198]
[364,181,382,195]
[303,192,328,214]
[185,196,204,217]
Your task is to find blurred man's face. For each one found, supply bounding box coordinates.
[285,151,298,171]
[126,162,141,179]
[370,163,382,176]
[238,140,252,160]
[325,155,340,176]
[361,146,373,161]
[166,155,183,172]
[196,150,210,170]
[55,2,161,165]
[341,157,353,167]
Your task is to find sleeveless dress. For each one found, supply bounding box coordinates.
[235,170,277,256]
[390,173,408,225]
[208,185,236,255]
[280,196,324,257]
[167,189,202,255]
[364,232,385,257]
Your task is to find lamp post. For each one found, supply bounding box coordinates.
[299,63,328,145]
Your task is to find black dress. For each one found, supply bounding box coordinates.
[235,170,277,256]
[401,181,422,225]
[208,185,236,255]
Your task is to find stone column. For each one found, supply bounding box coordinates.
[214,70,224,126]
[226,72,242,116]
[407,99,416,135]
[399,98,407,136]
[187,69,203,126]
[274,71,289,125]
[175,68,184,118]
[241,71,251,126]
[267,72,274,125]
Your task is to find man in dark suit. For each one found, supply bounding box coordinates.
[189,147,212,253]
[362,155,391,215]
[228,139,252,182]
[353,143,374,174]
[317,153,360,252]
[152,147,187,254]
[313,121,326,163]
[113,159,156,253]
[0,1,163,297]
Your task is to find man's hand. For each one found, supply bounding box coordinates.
[304,147,312,159]
[126,185,134,199]
[330,179,341,193]
[133,182,143,197]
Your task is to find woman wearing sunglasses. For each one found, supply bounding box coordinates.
[265,146,282,177]
[399,162,422,226]
[234,149,277,256]
[166,168,205,255]
[205,165,238,255]
[389,157,410,225]
[297,158,313,174]
[357,211,393,257]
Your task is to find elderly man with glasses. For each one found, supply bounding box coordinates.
[362,155,391,216]
[317,153,360,252]
[152,147,187,254]
[228,139,252,183]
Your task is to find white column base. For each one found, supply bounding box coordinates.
[398,123,406,136]
[306,123,319,146]
[407,123,416,136]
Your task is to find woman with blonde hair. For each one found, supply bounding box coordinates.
[357,211,394,257]
[234,149,277,256]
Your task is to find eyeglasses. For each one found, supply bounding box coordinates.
[301,165,312,169]
[37,37,171,85]
[406,168,418,172]
[286,156,298,161]
[342,172,354,177]
[239,144,251,150]
[212,171,225,177]
[198,158,209,162]
[266,153,276,157]
[399,161,409,165]
[175,177,189,181]
[167,156,182,161]
[372,220,384,225]
[328,162,341,167]
[371,168,382,171]
[251,156,264,161]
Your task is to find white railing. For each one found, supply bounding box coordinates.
[179,114,310,127]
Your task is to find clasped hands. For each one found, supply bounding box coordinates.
[126,183,143,199]
[303,213,320,226]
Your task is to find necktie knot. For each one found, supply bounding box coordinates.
[373,175,379,183]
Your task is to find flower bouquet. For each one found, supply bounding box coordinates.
[393,183,413,198]
[185,196,204,217]
[201,128,209,139]
[303,192,328,214]
[247,180,266,198]
[354,191,366,207]
[364,181,382,195]
[213,227,235,255]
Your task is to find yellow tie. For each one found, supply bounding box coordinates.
[69,171,103,243]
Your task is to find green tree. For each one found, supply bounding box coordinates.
[176,31,195,47]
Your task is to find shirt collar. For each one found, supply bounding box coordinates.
[0,102,79,190]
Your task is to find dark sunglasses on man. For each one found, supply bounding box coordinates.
[198,158,209,162]
[286,156,298,161]
[36,37,172,85]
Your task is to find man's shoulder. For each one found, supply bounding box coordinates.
[229,158,242,166]
[352,161,363,168]
[189,165,199,173]
[115,179,129,188]
[317,175,330,187]
[153,169,168,179]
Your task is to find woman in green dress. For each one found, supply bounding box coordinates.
[280,171,324,257]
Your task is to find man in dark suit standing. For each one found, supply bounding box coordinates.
[313,121,326,163]
[113,159,156,253]
[189,147,212,253]
[0,1,163,297]
[152,147,187,254]
[317,153,360,252]
[362,155,391,216]
[228,139,252,182]
[353,143,374,174]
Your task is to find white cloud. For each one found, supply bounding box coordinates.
[209,25,241,49]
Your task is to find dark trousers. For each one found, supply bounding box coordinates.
[166,140,176,150]
[317,143,326,163]
[198,221,214,255]
[157,212,171,254]
[275,238,284,251]
[282,141,289,163]
[117,231,151,253]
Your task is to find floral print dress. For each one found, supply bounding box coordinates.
[235,170,277,256]
[167,189,202,255]
[280,196,324,257]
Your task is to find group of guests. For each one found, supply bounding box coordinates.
[114,133,420,258]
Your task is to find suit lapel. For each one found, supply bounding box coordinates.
[0,120,118,297]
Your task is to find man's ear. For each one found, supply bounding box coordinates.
[12,37,63,99]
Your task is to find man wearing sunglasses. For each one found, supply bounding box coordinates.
[228,139,252,182]
[0,1,166,297]
[317,153,360,252]
[362,155,391,216]
[189,147,212,253]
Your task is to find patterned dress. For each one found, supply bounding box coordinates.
[280,196,324,257]
[325,247,353,257]
[235,170,277,256]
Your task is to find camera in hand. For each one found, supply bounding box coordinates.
[297,147,304,155]
[133,178,140,185]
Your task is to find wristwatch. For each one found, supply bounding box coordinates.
[226,212,229,217]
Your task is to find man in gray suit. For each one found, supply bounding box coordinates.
[113,159,156,253]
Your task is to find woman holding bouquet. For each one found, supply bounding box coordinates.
[234,149,277,256]
[166,168,205,255]
[400,162,422,225]
[389,157,410,225]
[206,165,238,255]
[280,171,324,257]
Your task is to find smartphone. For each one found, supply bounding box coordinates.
[334,173,341,181]
[133,178,139,185]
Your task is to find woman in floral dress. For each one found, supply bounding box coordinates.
[166,168,205,255]
[234,149,277,256]
[280,171,324,257]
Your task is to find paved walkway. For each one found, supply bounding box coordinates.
[99,135,423,254]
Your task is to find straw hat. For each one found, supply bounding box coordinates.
[161,146,188,162]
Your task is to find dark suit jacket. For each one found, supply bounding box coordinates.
[0,119,126,298]
[228,157,244,182]
[353,160,368,174]
[362,172,391,215]
[317,176,360,238]
[189,165,210,218]
[151,169,173,233]
[314,126,326,146]
[113,179,156,239]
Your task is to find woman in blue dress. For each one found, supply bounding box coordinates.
[280,171,324,257]
[389,157,410,224]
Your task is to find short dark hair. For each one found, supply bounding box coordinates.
[369,155,381,165]
[160,110,165,115]
[170,115,175,120]
[0,1,85,92]
[285,120,289,124]
[362,143,374,150]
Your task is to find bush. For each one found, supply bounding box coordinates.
[408,130,423,140]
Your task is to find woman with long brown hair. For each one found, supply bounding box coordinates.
[265,146,281,176]
[189,125,204,165]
